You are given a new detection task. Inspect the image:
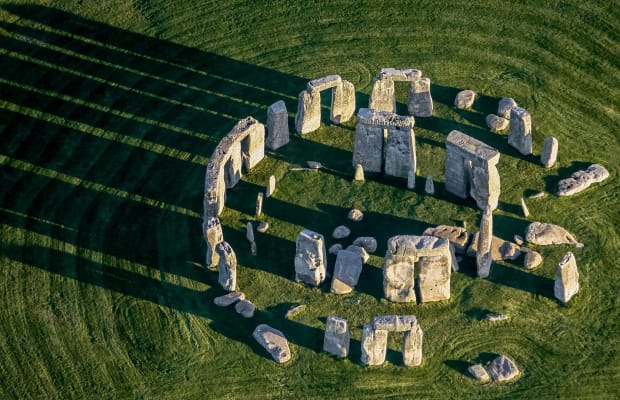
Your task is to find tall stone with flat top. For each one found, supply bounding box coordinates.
[541,136,558,168]
[408,77,433,117]
[294,229,327,286]
[360,323,388,365]
[331,249,363,294]
[476,206,493,278]
[295,75,355,134]
[323,316,350,357]
[508,107,532,155]
[216,241,237,291]
[402,323,423,366]
[554,252,579,303]
[204,217,223,266]
[266,100,289,150]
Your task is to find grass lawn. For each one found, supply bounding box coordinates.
[0,1,618,398]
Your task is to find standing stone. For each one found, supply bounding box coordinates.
[246,222,255,243]
[360,323,388,366]
[498,97,517,119]
[557,164,610,196]
[476,206,493,278]
[454,90,476,109]
[384,125,417,179]
[383,238,417,303]
[346,245,370,263]
[250,241,257,256]
[266,175,276,198]
[402,324,423,367]
[331,250,363,294]
[295,89,321,134]
[408,77,433,117]
[252,324,291,363]
[323,316,350,357]
[328,243,343,255]
[255,192,264,217]
[425,174,434,195]
[525,222,582,246]
[216,241,237,291]
[508,107,532,155]
[418,252,451,302]
[520,197,530,218]
[204,217,223,267]
[487,355,520,382]
[294,229,327,286]
[541,136,558,168]
[266,100,289,150]
[407,170,416,189]
[369,78,396,112]
[354,163,365,181]
[554,252,579,303]
[235,299,255,318]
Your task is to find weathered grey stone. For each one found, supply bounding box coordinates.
[468,232,521,261]
[369,78,396,112]
[255,192,263,217]
[486,114,509,132]
[407,170,416,189]
[354,163,365,181]
[294,229,327,286]
[285,304,306,319]
[331,249,363,294]
[508,107,532,155]
[487,355,520,382]
[385,126,417,179]
[346,245,370,263]
[235,299,255,318]
[266,175,276,198]
[514,235,524,245]
[250,241,257,256]
[445,130,501,210]
[529,191,546,199]
[332,79,356,124]
[360,323,388,366]
[372,315,418,332]
[424,174,435,195]
[307,161,322,169]
[541,136,558,168]
[332,225,351,239]
[476,206,493,278]
[484,314,508,321]
[213,291,245,307]
[307,74,342,92]
[266,100,289,150]
[328,243,343,255]
[408,77,433,117]
[246,222,255,243]
[468,364,490,381]
[523,250,543,269]
[252,324,291,363]
[257,222,269,233]
[295,75,355,134]
[554,252,579,303]
[353,237,378,254]
[525,222,582,246]
[423,225,471,254]
[323,316,350,357]
[520,197,530,218]
[204,217,223,266]
[295,89,321,134]
[216,241,237,291]
[454,90,475,109]
[498,97,517,119]
[378,67,422,82]
[402,323,423,367]
[348,208,364,222]
[418,253,451,302]
[557,164,610,196]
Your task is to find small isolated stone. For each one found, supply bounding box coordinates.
[354,163,365,181]
[523,250,543,269]
[407,170,416,190]
[328,243,343,255]
[525,222,582,246]
[332,225,351,239]
[557,164,610,196]
[425,174,435,195]
[529,191,546,199]
[235,299,255,318]
[487,355,520,382]
[484,314,508,321]
[541,136,558,168]
[255,192,264,217]
[348,208,364,222]
[323,316,350,357]
[454,90,476,109]
[246,222,255,243]
[346,245,369,263]
[252,324,291,363]
[257,221,269,233]
[520,197,530,218]
[285,304,306,319]
[468,364,490,382]
[353,236,378,253]
[266,175,276,198]
[554,252,579,303]
[486,114,509,132]
[514,235,524,245]
[498,97,518,119]
[214,291,245,307]
[307,161,322,169]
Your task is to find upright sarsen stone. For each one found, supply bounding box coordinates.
[266,100,289,150]
[204,217,223,266]
[323,316,350,357]
[331,249,363,294]
[408,77,433,117]
[476,206,493,278]
[216,241,237,291]
[554,252,579,303]
[360,323,388,366]
[402,323,423,367]
[508,107,532,155]
[294,229,327,286]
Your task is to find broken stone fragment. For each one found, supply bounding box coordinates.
[332,225,351,239]
[257,222,269,233]
[348,208,364,222]
[307,161,322,169]
[235,299,255,318]
[255,192,264,217]
[353,237,378,253]
[354,163,365,181]
[285,304,306,319]
[467,232,521,261]
[346,245,370,263]
[454,90,476,109]
[423,225,471,254]
[328,243,343,255]
[213,291,245,307]
[331,249,363,294]
[484,314,508,321]
[266,175,276,198]
[487,355,520,382]
[485,114,509,132]
[554,252,579,303]
[540,136,558,168]
[266,100,290,150]
[525,222,582,246]
[425,174,435,195]
[323,316,350,357]
[497,97,517,119]
[520,197,530,218]
[246,222,255,243]
[557,164,609,196]
[529,191,546,199]
[514,234,524,245]
[252,324,291,363]
[523,250,543,269]
[468,364,490,381]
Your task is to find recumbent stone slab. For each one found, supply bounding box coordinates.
[252,324,291,364]
[525,222,582,246]
[557,164,609,196]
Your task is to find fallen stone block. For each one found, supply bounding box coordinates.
[252,324,291,363]
[353,237,378,253]
[486,114,509,132]
[487,355,520,382]
[497,97,517,119]
[235,299,255,318]
[213,291,245,307]
[557,164,609,196]
[423,225,471,254]
[468,364,490,381]
[454,90,476,109]
[525,222,582,246]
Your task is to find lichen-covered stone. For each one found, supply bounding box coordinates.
[487,355,520,382]
[266,100,289,150]
[523,250,543,269]
[423,225,471,254]
[468,364,490,381]
[541,136,558,168]
[454,90,476,109]
[525,222,582,246]
[468,232,521,261]
[331,249,363,294]
[252,324,291,363]
[497,97,517,119]
[508,107,532,155]
[323,316,350,357]
[216,241,237,291]
[348,208,364,222]
[402,323,423,367]
[360,323,388,366]
[485,114,509,132]
[554,252,579,303]
[294,229,327,286]
[557,164,609,196]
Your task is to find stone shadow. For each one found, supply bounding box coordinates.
[488,263,554,299]
[444,359,473,377]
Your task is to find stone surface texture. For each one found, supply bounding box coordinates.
[266,100,289,150]
[353,237,378,253]
[508,107,532,155]
[402,323,424,367]
[323,316,350,357]
[235,299,255,318]
[295,75,355,134]
[361,315,423,367]
[525,222,582,246]
[255,192,263,217]
[332,225,351,239]
[523,250,543,269]
[476,206,493,278]
[204,217,223,266]
[216,241,237,291]
[348,208,364,222]
[498,97,517,119]
[294,229,327,286]
[252,324,291,363]
[266,175,276,198]
[554,252,579,303]
[487,355,520,382]
[468,364,491,381]
[468,232,521,261]
[557,164,609,196]
[360,323,388,365]
[541,136,558,168]
[454,90,475,109]
[214,291,245,307]
[408,77,433,117]
[486,114,509,132]
[423,225,471,254]
[331,249,363,294]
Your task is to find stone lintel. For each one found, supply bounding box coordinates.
[307,75,342,92]
[446,130,499,163]
[378,68,422,82]
[357,108,415,128]
[372,315,418,332]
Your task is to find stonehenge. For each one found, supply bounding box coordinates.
[525,222,582,246]
[557,164,609,196]
[295,75,355,134]
[445,130,501,210]
[352,108,416,179]
[294,229,327,286]
[368,68,433,117]
[508,107,532,155]
[361,315,423,367]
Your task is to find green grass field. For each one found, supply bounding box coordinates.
[1,1,619,398]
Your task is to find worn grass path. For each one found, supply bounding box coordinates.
[0,1,618,398]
